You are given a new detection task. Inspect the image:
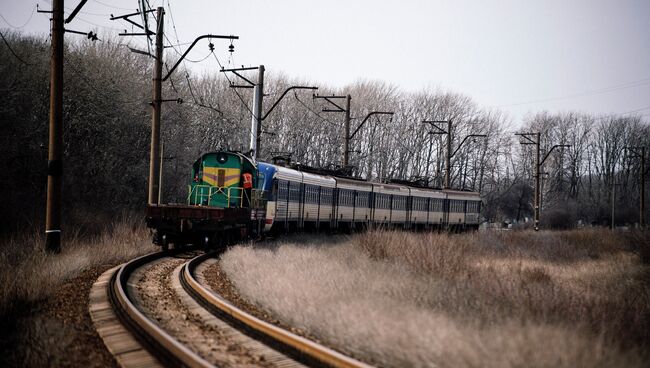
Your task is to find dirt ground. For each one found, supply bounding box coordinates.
[0,264,119,368]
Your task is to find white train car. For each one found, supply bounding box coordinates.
[409,187,446,227]
[273,166,303,230]
[259,161,481,233]
[302,171,336,228]
[371,183,410,225]
[444,189,481,230]
[334,177,373,227]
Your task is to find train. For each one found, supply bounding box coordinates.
[146,151,482,249]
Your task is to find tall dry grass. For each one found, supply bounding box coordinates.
[0,212,156,317]
[220,229,649,368]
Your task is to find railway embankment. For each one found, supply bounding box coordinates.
[0,214,156,367]
[217,229,650,368]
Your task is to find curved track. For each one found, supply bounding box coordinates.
[91,250,371,368]
[181,252,371,368]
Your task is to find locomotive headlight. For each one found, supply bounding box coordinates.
[217,153,228,164]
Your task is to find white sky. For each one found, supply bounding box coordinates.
[1,0,649,124]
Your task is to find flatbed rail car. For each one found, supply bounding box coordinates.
[146,204,251,250]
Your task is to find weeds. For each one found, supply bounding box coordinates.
[0,212,155,317]
[221,229,649,368]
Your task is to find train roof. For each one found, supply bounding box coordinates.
[259,161,480,199]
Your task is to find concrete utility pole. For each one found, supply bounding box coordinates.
[626,146,646,229]
[445,120,452,189]
[534,132,541,232]
[423,120,486,189]
[611,175,617,230]
[147,7,164,205]
[642,146,646,229]
[222,66,315,161]
[250,65,264,159]
[313,94,351,166]
[344,95,351,166]
[516,132,570,231]
[45,0,64,253]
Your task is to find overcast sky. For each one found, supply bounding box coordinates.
[2,0,649,124]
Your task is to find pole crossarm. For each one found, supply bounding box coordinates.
[350,111,393,139]
[540,144,570,166]
[221,66,260,72]
[515,132,537,145]
[451,134,487,158]
[625,146,644,158]
[313,94,347,112]
[262,86,318,121]
[110,9,156,33]
[110,9,156,20]
[64,0,87,24]
[422,120,449,135]
[230,70,255,86]
[220,66,260,87]
[163,34,239,81]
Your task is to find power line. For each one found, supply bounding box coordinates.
[91,0,136,11]
[0,30,31,65]
[211,50,254,116]
[622,106,650,115]
[293,92,339,128]
[494,76,650,108]
[0,6,36,29]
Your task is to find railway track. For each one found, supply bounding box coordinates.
[90,250,371,368]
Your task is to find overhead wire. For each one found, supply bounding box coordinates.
[0,30,32,65]
[92,0,136,11]
[494,76,650,108]
[293,93,340,128]
[0,5,36,29]
[211,49,255,116]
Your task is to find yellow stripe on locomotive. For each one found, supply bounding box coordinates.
[188,151,257,208]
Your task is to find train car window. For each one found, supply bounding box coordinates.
[278,180,288,201]
[289,182,300,202]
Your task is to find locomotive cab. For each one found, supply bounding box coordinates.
[188,151,257,208]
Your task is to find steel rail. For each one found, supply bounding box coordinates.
[109,252,212,368]
[181,253,373,368]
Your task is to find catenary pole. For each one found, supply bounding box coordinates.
[250,65,264,160]
[147,7,164,204]
[639,146,645,229]
[444,120,452,189]
[343,95,351,167]
[313,94,352,167]
[534,132,541,231]
[45,0,64,253]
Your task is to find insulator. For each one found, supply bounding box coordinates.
[228,43,234,53]
[208,42,214,52]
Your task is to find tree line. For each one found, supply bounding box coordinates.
[0,31,647,231]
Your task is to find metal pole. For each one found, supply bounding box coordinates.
[444,120,452,189]
[45,0,64,253]
[249,86,259,157]
[343,94,351,167]
[158,142,163,204]
[534,132,541,231]
[147,7,163,204]
[251,65,264,160]
[611,174,616,230]
[641,147,645,229]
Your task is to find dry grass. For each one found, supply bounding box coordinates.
[0,212,156,317]
[220,229,650,368]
